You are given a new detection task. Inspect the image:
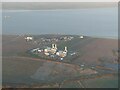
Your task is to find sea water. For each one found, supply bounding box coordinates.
[2,7,118,38]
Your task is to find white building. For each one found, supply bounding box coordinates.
[56,46,68,58]
[44,44,57,55]
[80,36,84,39]
[25,36,33,41]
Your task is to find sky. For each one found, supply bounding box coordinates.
[1,0,119,2]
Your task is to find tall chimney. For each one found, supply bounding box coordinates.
[64,46,67,52]
[54,44,57,49]
[52,44,55,48]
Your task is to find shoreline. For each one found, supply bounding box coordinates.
[2,2,117,10]
[2,7,117,12]
[2,34,118,40]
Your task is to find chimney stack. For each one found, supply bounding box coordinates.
[64,46,67,52]
[54,44,57,49]
[52,44,55,49]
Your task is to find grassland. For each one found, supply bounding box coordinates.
[2,35,118,88]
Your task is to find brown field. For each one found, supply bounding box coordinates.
[2,35,118,88]
[78,38,118,64]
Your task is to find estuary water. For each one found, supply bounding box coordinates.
[2,7,118,38]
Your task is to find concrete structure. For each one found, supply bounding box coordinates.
[44,44,57,55]
[31,48,39,52]
[31,43,68,60]
[80,36,84,39]
[25,36,33,41]
[56,46,68,58]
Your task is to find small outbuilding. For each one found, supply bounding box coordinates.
[25,36,33,41]
[80,35,84,39]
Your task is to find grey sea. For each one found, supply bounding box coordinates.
[2,7,118,38]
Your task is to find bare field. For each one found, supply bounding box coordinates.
[83,75,118,88]
[2,35,39,56]
[74,38,118,65]
[2,35,118,88]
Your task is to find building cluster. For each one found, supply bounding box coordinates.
[60,36,74,41]
[40,38,58,43]
[39,36,74,43]
[43,44,68,60]
[26,35,84,60]
[30,44,68,60]
[25,35,84,45]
